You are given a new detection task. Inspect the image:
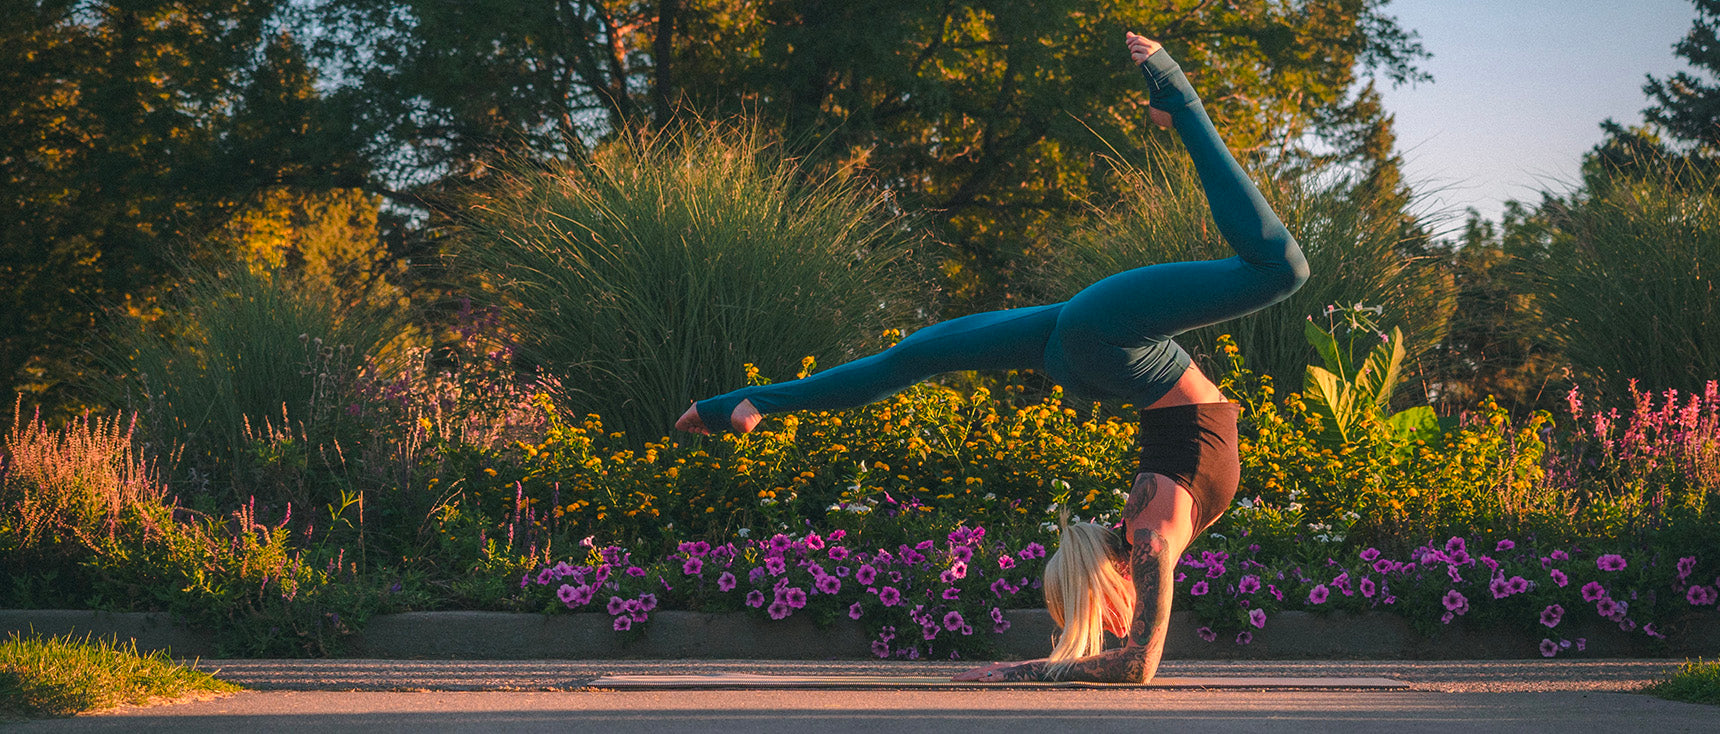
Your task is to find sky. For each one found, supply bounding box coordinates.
[1373,0,1700,231]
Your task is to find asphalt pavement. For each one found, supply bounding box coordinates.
[3,659,1712,733]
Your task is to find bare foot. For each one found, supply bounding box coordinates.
[674,399,762,434]
[1126,31,1175,129]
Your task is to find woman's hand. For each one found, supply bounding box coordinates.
[1125,31,1161,64]
[1125,31,1174,130]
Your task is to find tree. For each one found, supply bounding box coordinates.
[1644,0,1720,154]
[0,2,363,414]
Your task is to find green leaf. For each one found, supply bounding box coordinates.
[1353,326,1407,410]
[1304,319,1347,379]
[1384,405,1439,441]
[1303,364,1357,443]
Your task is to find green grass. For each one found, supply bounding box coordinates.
[1646,658,1720,706]
[0,632,240,719]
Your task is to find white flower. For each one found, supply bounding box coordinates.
[736,528,751,538]
[1287,502,1304,512]
[1237,497,1256,510]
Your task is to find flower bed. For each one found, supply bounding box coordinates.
[518,527,1718,660]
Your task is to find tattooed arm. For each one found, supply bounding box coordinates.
[959,472,1179,683]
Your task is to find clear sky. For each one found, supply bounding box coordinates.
[1374,0,1699,230]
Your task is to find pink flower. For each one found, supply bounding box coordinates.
[557,584,578,604]
[682,557,703,575]
[951,546,974,563]
[1496,540,1516,552]
[1359,548,1381,562]
[1190,581,1210,596]
[1235,631,1253,645]
[1596,598,1627,621]
[943,611,966,631]
[1249,608,1267,629]
[1688,585,1717,606]
[1550,549,1569,561]
[942,587,960,600]
[607,596,626,615]
[745,590,766,608]
[804,533,825,551]
[613,616,631,632]
[856,564,878,585]
[1549,569,1568,587]
[1539,638,1558,657]
[1441,611,1455,624]
[1359,577,1377,598]
[997,554,1016,570]
[717,571,738,592]
[1308,584,1330,604]
[879,586,903,606]
[766,557,787,576]
[1676,556,1697,581]
[1580,581,1607,602]
[768,601,791,620]
[1238,575,1262,594]
[828,546,850,561]
[784,587,808,609]
[1539,604,1564,628]
[1197,627,1217,642]
[1597,554,1627,572]
[1442,589,1469,614]
[849,602,864,620]
[816,575,842,594]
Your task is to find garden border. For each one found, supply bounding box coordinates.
[5,609,1714,660]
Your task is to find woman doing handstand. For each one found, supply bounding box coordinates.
[676,32,1308,683]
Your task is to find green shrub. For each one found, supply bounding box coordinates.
[96,260,404,505]
[1035,147,1454,392]
[457,118,933,442]
[1529,159,1720,394]
[0,632,238,718]
[1647,659,1720,705]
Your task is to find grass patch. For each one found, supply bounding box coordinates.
[0,632,240,719]
[1646,659,1720,706]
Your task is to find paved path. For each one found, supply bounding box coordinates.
[4,659,1712,733]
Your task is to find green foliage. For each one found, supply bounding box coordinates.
[1525,158,1720,395]
[0,632,238,718]
[1648,659,1720,706]
[1036,148,1454,391]
[457,119,931,441]
[1300,307,1438,446]
[1643,0,1720,154]
[0,5,362,413]
[96,259,404,505]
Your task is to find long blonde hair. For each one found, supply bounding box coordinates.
[1042,515,1135,677]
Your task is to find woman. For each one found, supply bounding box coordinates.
[677,32,1307,683]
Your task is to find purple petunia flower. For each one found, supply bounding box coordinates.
[1360,547,1381,562]
[828,546,850,561]
[536,568,556,585]
[1441,611,1455,624]
[607,596,626,615]
[879,586,903,606]
[1596,598,1627,621]
[639,593,657,612]
[951,545,974,563]
[717,571,738,592]
[1359,577,1377,598]
[1645,623,1665,639]
[1496,540,1515,552]
[769,534,793,553]
[1447,565,1464,584]
[1446,536,1467,555]
[1581,581,1607,602]
[626,566,646,577]
[1235,631,1253,645]
[613,616,632,632]
[871,640,891,658]
[857,564,878,585]
[745,590,766,608]
[1308,584,1330,605]
[1019,542,1046,560]
[1239,575,1262,594]
[1197,627,1217,642]
[766,557,787,576]
[1539,638,1558,658]
[942,587,961,600]
[1268,584,1283,601]
[1677,556,1697,581]
[768,601,791,620]
[1549,569,1569,587]
[1249,608,1267,629]
[1540,604,1564,628]
[1442,589,1469,614]
[817,575,842,594]
[805,532,825,551]
[1687,585,1717,606]
[1507,576,1530,594]
[557,584,578,604]
[1373,559,1395,574]
[1597,554,1627,572]
[850,602,864,620]
[1550,549,1569,561]
[1190,581,1210,596]
[943,610,966,631]
[784,587,808,609]
[683,557,703,575]
[1449,549,1472,566]
[749,567,767,584]
[996,553,1017,570]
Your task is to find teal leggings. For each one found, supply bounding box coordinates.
[695,50,1308,431]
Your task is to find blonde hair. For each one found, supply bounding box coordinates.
[1042,517,1135,677]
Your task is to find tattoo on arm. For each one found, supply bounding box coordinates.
[1122,473,1161,525]
[1030,526,1176,684]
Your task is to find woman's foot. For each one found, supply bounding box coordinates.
[675,399,762,435]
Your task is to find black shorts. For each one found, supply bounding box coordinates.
[1135,401,1241,532]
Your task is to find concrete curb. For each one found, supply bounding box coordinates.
[4,608,1714,660]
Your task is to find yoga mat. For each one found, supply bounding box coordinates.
[589,673,1410,690]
